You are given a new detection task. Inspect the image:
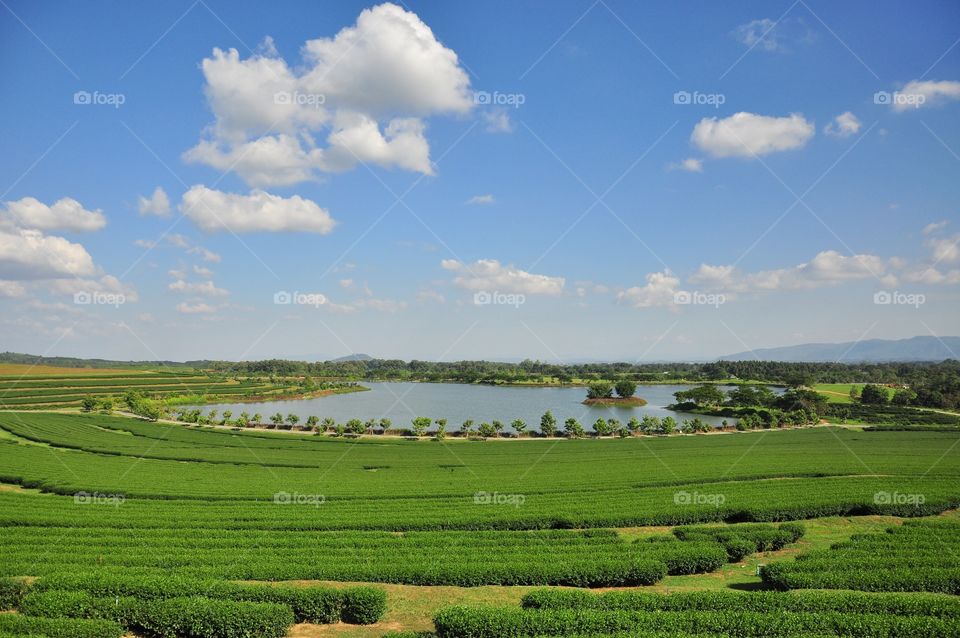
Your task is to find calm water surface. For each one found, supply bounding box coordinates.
[196,383,745,430]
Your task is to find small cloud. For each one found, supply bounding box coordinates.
[923,220,948,235]
[417,289,446,304]
[193,264,214,278]
[466,194,495,205]
[339,278,354,289]
[137,187,171,217]
[481,109,513,133]
[176,302,217,314]
[823,111,861,138]
[890,79,960,112]
[668,158,703,172]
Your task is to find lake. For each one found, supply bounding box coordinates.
[194,383,746,431]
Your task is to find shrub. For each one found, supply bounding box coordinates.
[0,614,123,638]
[341,586,387,624]
[0,577,29,610]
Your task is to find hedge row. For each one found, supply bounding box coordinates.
[18,591,293,638]
[432,606,960,638]
[520,588,960,618]
[670,522,804,561]
[0,615,122,638]
[0,577,28,610]
[30,571,385,624]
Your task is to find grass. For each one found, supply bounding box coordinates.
[815,383,859,404]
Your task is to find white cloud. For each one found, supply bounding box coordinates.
[892,80,960,112]
[903,267,960,285]
[690,250,891,292]
[617,271,681,308]
[339,278,354,289]
[442,258,564,296]
[417,289,445,304]
[355,298,407,312]
[180,185,336,234]
[923,220,948,235]
[733,18,780,52]
[183,2,471,187]
[177,302,218,314]
[168,279,229,297]
[4,196,106,232]
[0,227,97,279]
[137,187,171,217]
[927,234,960,263]
[193,264,214,278]
[481,109,513,133]
[668,158,703,172]
[691,112,814,158]
[466,194,495,205]
[823,111,861,138]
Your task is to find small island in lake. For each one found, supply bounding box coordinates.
[581,380,647,406]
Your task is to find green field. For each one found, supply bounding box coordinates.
[1,409,959,637]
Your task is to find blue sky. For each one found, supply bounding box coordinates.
[1,0,958,362]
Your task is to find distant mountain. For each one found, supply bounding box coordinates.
[331,353,374,362]
[721,336,960,363]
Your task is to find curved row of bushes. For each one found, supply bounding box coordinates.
[0,614,122,638]
[761,519,960,594]
[520,588,960,617]
[432,606,960,638]
[25,572,385,624]
[671,521,804,561]
[17,591,292,638]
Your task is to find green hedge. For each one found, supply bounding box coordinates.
[433,605,960,638]
[31,572,385,624]
[0,615,122,638]
[520,588,960,617]
[19,591,293,638]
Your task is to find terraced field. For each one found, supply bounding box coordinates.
[0,365,304,409]
[1,410,959,637]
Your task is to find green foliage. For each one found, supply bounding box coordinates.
[0,577,29,610]
[539,411,556,437]
[0,614,123,638]
[614,380,637,398]
[411,416,431,437]
[860,384,891,404]
[586,382,613,399]
[673,385,725,407]
[340,586,387,624]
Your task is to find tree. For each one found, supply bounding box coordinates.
[222,410,233,425]
[347,418,364,435]
[492,420,504,437]
[860,384,890,404]
[270,412,284,425]
[540,411,557,437]
[435,418,447,439]
[640,415,661,434]
[477,422,496,438]
[586,382,614,399]
[673,385,725,407]
[592,417,609,436]
[460,419,475,435]
[286,413,299,427]
[321,417,336,431]
[661,416,677,435]
[411,416,431,437]
[97,397,114,413]
[607,419,623,436]
[364,419,377,433]
[849,386,860,401]
[564,418,585,438]
[726,385,775,407]
[305,415,319,430]
[252,413,263,426]
[379,418,392,433]
[615,380,637,398]
[627,416,642,435]
[776,389,828,416]
[686,418,711,433]
[892,389,916,406]
[81,396,97,412]
[511,418,527,437]
[207,410,218,424]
